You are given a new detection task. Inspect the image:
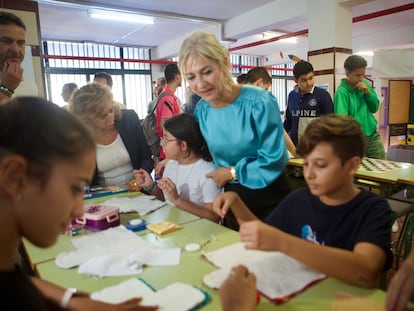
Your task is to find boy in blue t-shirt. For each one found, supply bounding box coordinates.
[214,114,392,288]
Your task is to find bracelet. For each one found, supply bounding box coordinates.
[60,288,77,309]
[0,85,14,97]
[143,182,156,192]
[230,166,238,181]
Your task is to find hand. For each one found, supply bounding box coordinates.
[239,221,281,251]
[212,192,242,218]
[206,167,232,187]
[386,251,414,311]
[1,61,23,91]
[133,169,153,189]
[157,177,179,204]
[356,81,369,95]
[69,296,158,311]
[219,265,257,311]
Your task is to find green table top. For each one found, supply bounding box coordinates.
[35,219,388,310]
[23,192,199,268]
[36,219,239,310]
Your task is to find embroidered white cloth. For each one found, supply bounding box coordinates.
[202,242,325,301]
[55,226,180,277]
[101,195,166,215]
[91,278,207,311]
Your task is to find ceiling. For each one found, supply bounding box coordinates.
[34,0,414,64]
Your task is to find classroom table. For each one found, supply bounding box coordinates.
[287,157,414,196]
[22,191,199,269]
[33,218,389,310]
[35,219,239,310]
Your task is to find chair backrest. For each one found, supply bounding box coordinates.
[391,206,414,271]
[403,214,414,258]
[387,198,414,220]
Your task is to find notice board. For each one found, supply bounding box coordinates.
[388,80,411,124]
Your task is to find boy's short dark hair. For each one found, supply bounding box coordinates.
[293,61,313,79]
[94,72,113,87]
[344,55,367,73]
[296,114,366,164]
[164,63,180,83]
[63,82,78,92]
[0,11,26,30]
[237,73,248,84]
[245,67,272,85]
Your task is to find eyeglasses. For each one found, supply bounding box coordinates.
[160,136,177,144]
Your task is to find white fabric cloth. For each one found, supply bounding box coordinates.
[101,195,166,215]
[91,279,206,311]
[163,159,222,206]
[96,134,134,185]
[55,226,180,277]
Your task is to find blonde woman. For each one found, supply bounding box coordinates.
[179,31,291,230]
[70,83,152,187]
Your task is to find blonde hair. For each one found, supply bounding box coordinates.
[69,82,121,121]
[179,31,234,87]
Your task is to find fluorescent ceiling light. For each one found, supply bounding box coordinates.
[88,9,155,24]
[280,37,297,44]
[356,50,374,56]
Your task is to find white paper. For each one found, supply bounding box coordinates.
[102,195,166,215]
[202,242,325,300]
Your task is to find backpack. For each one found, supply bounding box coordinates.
[142,92,173,157]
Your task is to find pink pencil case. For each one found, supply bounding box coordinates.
[75,204,120,230]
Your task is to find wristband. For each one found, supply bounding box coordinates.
[230,166,238,181]
[0,85,14,97]
[60,288,77,309]
[143,182,156,192]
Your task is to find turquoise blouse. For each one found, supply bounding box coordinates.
[194,85,288,189]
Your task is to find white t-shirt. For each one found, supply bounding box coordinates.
[163,159,222,207]
[96,134,133,185]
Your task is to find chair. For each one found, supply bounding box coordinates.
[395,213,414,267]
[380,209,414,290]
[387,198,414,269]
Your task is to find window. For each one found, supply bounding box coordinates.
[270,63,295,115]
[43,40,295,119]
[43,41,152,118]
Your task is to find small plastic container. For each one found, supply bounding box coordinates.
[125,218,147,232]
[75,204,120,230]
